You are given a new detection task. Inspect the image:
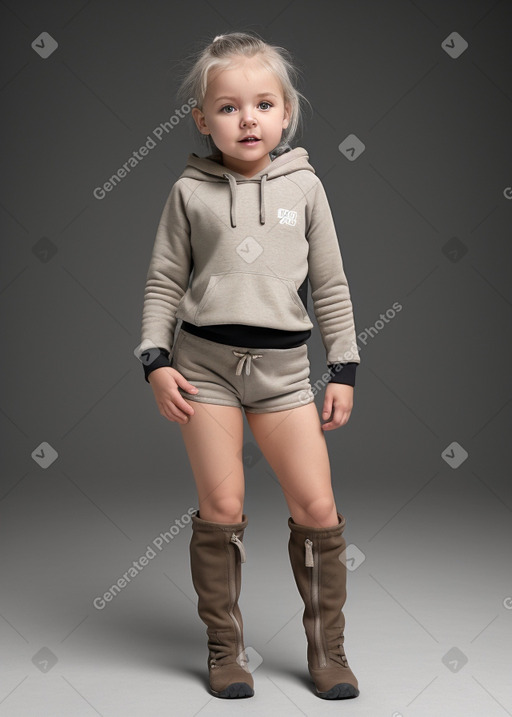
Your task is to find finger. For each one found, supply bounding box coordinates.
[173,392,197,415]
[327,407,350,428]
[321,404,345,430]
[165,404,192,424]
[321,402,333,422]
[321,407,335,429]
[176,381,199,395]
[172,370,199,396]
[166,392,197,423]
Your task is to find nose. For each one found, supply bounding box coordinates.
[241,109,256,127]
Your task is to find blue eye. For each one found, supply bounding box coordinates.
[220,101,273,113]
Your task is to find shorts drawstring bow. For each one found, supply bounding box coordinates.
[232,350,263,376]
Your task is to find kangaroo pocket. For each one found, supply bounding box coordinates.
[187,271,312,328]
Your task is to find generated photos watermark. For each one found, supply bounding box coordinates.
[93,98,197,200]
[93,507,196,610]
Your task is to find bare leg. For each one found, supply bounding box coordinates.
[245,402,338,528]
[178,400,245,523]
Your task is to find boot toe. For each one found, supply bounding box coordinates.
[211,681,254,698]
[309,664,359,699]
[315,682,359,700]
[209,657,254,698]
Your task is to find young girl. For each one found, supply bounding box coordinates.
[136,31,361,701]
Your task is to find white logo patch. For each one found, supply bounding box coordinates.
[278,208,297,226]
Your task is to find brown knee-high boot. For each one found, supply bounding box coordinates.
[288,511,359,699]
[189,509,254,698]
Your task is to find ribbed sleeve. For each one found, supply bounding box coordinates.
[306,178,360,366]
[138,182,192,359]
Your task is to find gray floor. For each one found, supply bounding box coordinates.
[1,479,511,717]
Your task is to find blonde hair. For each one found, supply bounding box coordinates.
[175,30,312,156]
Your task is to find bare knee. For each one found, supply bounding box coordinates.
[292,496,338,528]
[199,495,244,524]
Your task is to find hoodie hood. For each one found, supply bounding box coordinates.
[179,146,315,227]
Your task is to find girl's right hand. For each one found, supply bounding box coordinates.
[148,366,199,424]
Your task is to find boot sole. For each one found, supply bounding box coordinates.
[314,681,359,700]
[210,682,254,699]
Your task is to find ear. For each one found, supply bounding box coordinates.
[282,101,291,130]
[192,107,210,135]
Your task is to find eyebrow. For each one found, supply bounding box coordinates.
[214,92,278,104]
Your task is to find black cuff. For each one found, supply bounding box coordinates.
[327,362,358,387]
[143,348,171,383]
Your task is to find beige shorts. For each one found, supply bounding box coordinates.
[170,329,315,414]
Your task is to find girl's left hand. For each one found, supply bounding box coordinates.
[321,384,354,430]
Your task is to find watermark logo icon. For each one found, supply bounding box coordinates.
[236,236,263,264]
[32,32,58,59]
[442,32,468,59]
[240,646,263,673]
[32,442,58,469]
[32,237,58,263]
[338,134,366,161]
[340,544,366,571]
[442,237,468,263]
[442,442,468,469]
[442,646,468,672]
[32,647,58,672]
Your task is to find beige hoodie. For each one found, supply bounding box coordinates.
[138,146,360,369]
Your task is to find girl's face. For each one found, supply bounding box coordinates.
[192,56,291,176]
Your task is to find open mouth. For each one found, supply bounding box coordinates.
[239,137,261,143]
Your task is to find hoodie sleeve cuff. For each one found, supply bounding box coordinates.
[327,362,358,387]
[143,348,171,383]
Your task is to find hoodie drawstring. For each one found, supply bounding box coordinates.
[223,172,267,228]
[260,174,267,225]
[223,173,237,228]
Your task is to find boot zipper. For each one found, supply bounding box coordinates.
[304,538,327,668]
[304,537,314,566]
[228,531,246,669]
[231,532,246,563]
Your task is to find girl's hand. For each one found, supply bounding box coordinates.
[321,384,354,431]
[148,367,199,424]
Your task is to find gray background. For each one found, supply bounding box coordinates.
[1,1,511,715]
